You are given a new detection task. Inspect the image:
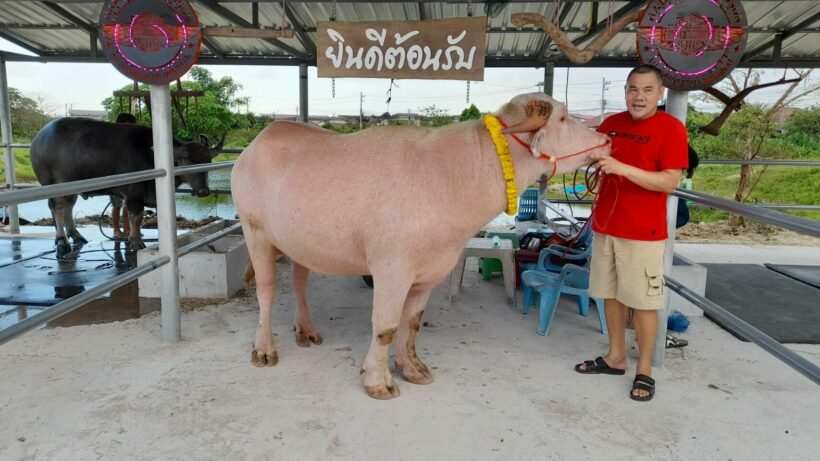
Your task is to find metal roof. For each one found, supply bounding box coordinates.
[0,1,818,68]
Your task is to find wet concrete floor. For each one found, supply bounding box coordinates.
[0,226,163,331]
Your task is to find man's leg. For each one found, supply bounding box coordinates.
[602,298,628,370]
[631,309,658,398]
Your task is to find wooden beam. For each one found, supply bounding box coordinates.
[114,90,205,98]
[203,27,294,38]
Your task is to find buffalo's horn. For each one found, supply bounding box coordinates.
[502,100,553,134]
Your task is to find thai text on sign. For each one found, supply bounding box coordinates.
[317,17,486,81]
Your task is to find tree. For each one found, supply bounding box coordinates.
[8,88,51,138]
[419,105,452,127]
[459,104,481,121]
[784,108,820,137]
[703,69,820,227]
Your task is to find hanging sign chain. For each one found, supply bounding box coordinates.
[466,81,471,104]
[467,0,473,17]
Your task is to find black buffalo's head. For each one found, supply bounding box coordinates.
[173,134,225,197]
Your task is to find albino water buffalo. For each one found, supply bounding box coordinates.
[231,93,611,399]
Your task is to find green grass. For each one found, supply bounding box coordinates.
[547,163,820,223]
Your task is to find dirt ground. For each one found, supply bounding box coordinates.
[676,220,820,246]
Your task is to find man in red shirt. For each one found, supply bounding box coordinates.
[574,64,688,402]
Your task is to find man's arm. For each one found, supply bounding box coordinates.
[589,153,681,193]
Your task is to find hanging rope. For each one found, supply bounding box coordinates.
[467,0,473,17]
[386,78,397,112]
[330,0,337,99]
[281,0,287,34]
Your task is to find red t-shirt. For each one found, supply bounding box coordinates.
[592,111,688,241]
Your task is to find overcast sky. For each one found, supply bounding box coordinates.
[2,38,816,118]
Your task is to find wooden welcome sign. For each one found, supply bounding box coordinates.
[317,17,486,81]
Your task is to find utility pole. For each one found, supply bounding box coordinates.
[359,92,364,129]
[600,78,611,124]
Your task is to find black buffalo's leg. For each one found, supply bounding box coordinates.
[48,197,71,258]
[125,198,146,251]
[63,194,87,244]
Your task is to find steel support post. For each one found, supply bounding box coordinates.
[537,61,555,223]
[652,89,689,367]
[0,56,20,232]
[150,84,181,343]
[299,63,308,122]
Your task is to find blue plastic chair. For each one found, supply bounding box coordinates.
[521,264,607,336]
[521,220,594,274]
[516,188,539,221]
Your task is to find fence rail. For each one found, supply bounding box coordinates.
[665,277,820,385]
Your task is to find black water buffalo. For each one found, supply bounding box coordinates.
[30,117,223,258]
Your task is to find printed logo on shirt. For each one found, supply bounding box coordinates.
[608,131,651,145]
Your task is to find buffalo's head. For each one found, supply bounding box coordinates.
[173,134,225,197]
[497,93,611,174]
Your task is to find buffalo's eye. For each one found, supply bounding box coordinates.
[560,116,566,122]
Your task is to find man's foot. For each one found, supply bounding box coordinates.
[574,356,626,375]
[630,374,655,402]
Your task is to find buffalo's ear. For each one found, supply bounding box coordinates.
[199,134,211,148]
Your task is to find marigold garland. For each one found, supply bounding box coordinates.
[483,114,518,215]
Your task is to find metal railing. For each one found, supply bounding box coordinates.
[544,198,820,211]
[0,159,237,345]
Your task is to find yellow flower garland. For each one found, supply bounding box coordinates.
[483,114,518,215]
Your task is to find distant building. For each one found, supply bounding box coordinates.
[68,109,107,120]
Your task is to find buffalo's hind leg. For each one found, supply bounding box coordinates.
[242,217,279,367]
[395,286,434,385]
[62,194,87,244]
[291,262,323,347]
[48,197,71,258]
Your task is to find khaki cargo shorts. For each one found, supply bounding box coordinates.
[589,233,666,310]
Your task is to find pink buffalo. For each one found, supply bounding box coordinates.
[232,93,611,399]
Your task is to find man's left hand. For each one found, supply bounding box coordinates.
[591,154,632,177]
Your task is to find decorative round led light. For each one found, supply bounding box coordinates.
[637,0,747,91]
[100,0,201,84]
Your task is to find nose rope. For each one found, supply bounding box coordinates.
[496,119,610,182]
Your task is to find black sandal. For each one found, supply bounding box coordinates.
[630,374,655,402]
[574,356,626,375]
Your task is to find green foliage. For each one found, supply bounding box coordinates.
[321,123,361,133]
[459,104,481,121]
[419,105,452,127]
[7,88,52,138]
[784,108,820,137]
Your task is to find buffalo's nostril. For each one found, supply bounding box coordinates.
[197,189,210,197]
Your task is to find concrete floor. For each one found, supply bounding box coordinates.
[1,251,818,460]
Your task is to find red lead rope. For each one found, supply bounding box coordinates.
[496,120,609,183]
[495,120,611,257]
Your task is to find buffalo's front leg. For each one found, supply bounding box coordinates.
[361,270,413,400]
[291,262,323,347]
[395,286,434,385]
[243,218,279,366]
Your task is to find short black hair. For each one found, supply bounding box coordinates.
[627,64,663,85]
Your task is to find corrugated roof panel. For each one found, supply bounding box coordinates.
[0,1,817,67]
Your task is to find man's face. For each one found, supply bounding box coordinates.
[625,72,665,121]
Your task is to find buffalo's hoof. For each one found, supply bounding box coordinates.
[55,243,72,259]
[251,348,279,367]
[128,239,146,252]
[365,381,401,400]
[396,360,434,385]
[294,327,323,348]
